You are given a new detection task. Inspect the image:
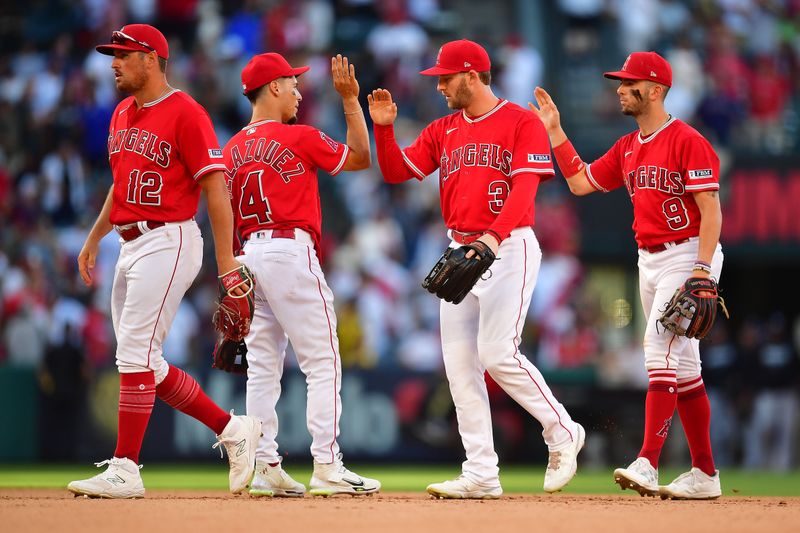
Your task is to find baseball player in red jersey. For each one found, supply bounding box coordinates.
[531,51,724,500]
[68,24,261,499]
[368,39,585,498]
[223,52,380,497]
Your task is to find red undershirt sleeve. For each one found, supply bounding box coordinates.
[486,173,540,241]
[373,123,417,183]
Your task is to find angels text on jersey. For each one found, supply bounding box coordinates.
[108,127,172,168]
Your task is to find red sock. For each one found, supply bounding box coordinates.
[638,369,678,468]
[156,365,231,434]
[114,371,156,463]
[677,377,716,476]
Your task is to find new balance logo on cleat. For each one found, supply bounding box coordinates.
[235,439,247,457]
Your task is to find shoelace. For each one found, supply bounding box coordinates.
[547,451,562,470]
[212,438,234,459]
[93,458,143,470]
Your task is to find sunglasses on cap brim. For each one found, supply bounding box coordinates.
[112,31,155,52]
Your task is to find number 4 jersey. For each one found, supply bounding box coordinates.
[107,89,226,225]
[222,119,349,245]
[585,116,720,249]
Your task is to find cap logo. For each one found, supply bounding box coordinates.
[622,55,631,71]
[464,62,471,68]
[650,70,657,77]
[436,46,443,64]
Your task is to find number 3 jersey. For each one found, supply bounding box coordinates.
[106,90,226,225]
[585,117,720,249]
[222,119,349,244]
[401,99,554,236]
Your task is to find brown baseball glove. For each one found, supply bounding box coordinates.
[658,277,729,339]
[213,264,255,342]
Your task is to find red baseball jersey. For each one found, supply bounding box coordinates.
[106,90,226,225]
[401,100,554,234]
[586,117,719,249]
[223,119,349,243]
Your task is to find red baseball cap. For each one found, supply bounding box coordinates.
[241,53,310,95]
[604,51,672,87]
[96,24,169,60]
[420,39,491,76]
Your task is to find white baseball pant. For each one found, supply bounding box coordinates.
[439,226,579,485]
[238,229,342,465]
[638,237,724,381]
[111,220,203,385]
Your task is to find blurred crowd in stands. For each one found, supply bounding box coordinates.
[1,0,798,468]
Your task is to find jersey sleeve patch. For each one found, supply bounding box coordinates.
[208,148,223,158]
[527,153,551,163]
[319,131,340,152]
[687,169,713,180]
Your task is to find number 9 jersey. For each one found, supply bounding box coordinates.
[106,90,226,225]
[584,117,720,249]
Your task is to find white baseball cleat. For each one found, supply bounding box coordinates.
[426,475,502,499]
[659,468,722,500]
[67,457,145,499]
[543,423,586,493]
[249,462,306,498]
[213,412,262,494]
[309,453,380,496]
[613,457,659,497]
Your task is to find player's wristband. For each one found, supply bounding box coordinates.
[484,229,503,243]
[693,260,712,273]
[552,139,585,178]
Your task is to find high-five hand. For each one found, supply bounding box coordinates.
[528,87,562,133]
[332,54,359,99]
[367,89,397,126]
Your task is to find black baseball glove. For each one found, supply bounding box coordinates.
[658,277,729,339]
[422,241,496,304]
[212,338,249,374]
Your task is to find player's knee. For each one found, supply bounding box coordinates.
[676,371,702,384]
[476,341,513,372]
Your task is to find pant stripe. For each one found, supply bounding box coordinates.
[511,238,573,441]
[146,226,183,368]
[307,246,338,464]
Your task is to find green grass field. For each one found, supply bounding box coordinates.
[1,464,798,496]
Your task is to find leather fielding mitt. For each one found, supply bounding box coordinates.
[658,276,729,339]
[422,240,496,305]
[213,264,256,342]
[212,338,249,374]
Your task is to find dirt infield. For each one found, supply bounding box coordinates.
[3,489,798,533]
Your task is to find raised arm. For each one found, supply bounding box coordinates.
[332,54,370,171]
[529,87,597,196]
[368,88,417,183]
